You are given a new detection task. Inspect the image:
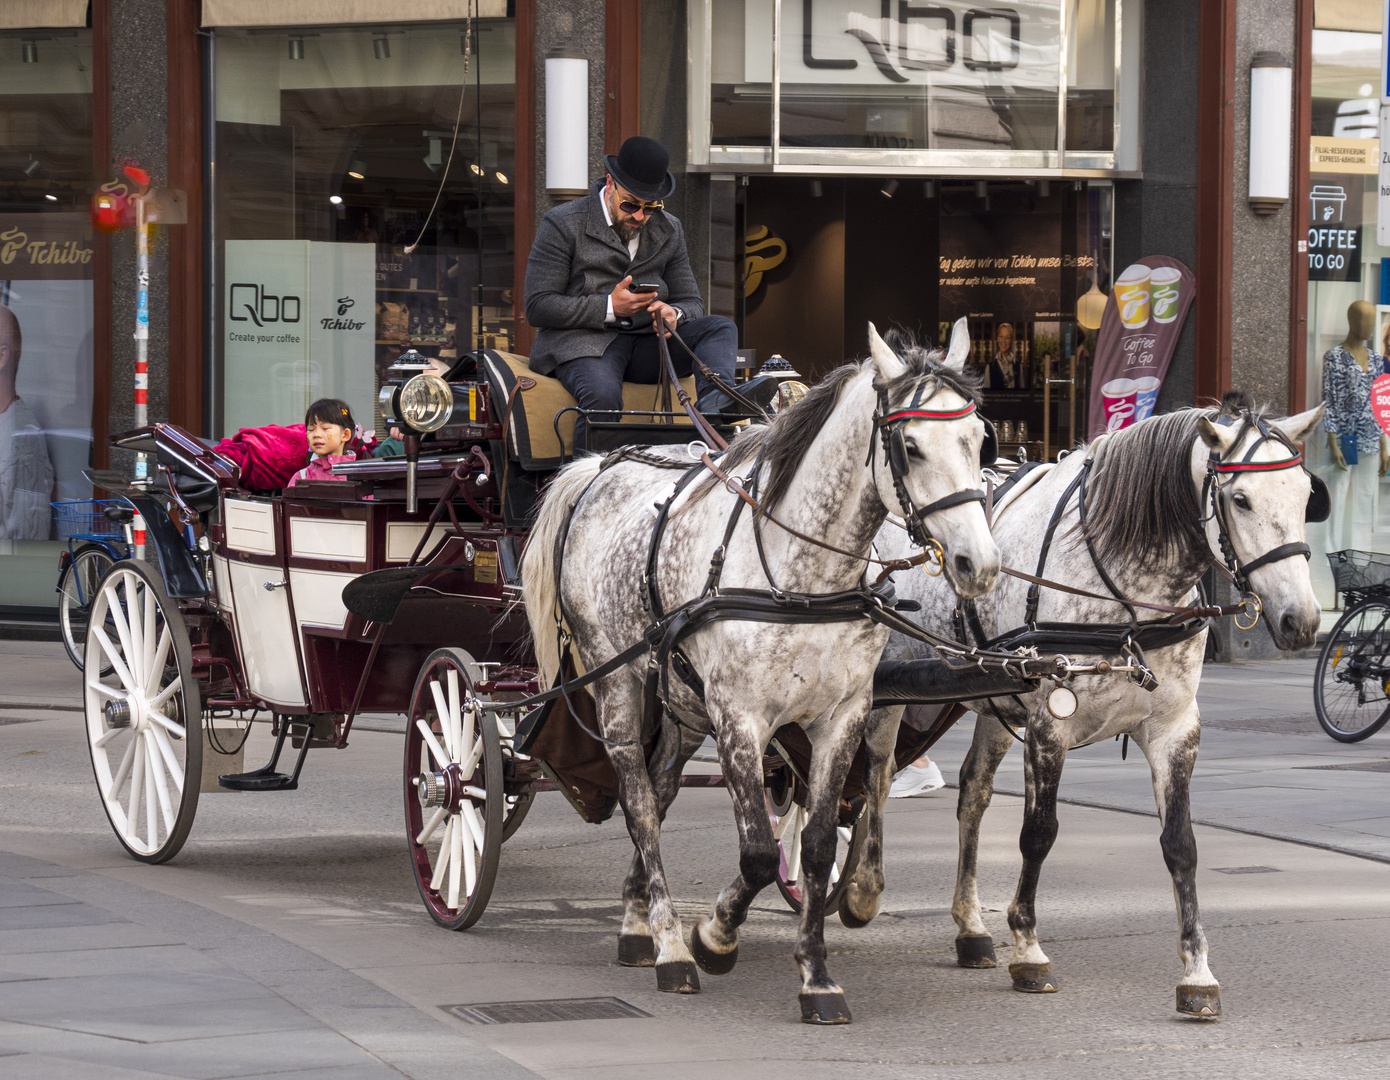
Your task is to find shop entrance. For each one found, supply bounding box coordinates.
[738,177,1109,462]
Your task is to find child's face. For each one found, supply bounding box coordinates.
[307,420,351,458]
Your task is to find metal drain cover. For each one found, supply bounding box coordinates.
[445,997,651,1025]
[1212,866,1280,875]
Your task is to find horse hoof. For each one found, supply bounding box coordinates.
[839,903,871,929]
[617,934,655,967]
[655,960,701,994]
[1009,962,1060,993]
[690,923,738,975]
[956,935,998,968]
[1176,984,1221,1018]
[800,992,852,1025]
[838,884,877,928]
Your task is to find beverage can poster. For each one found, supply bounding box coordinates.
[1087,256,1196,439]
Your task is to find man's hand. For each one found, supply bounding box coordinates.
[648,300,679,337]
[611,275,658,317]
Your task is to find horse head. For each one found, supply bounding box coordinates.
[1196,405,1326,651]
[867,319,1000,599]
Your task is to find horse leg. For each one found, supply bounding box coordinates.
[838,704,900,928]
[952,705,1017,968]
[1006,719,1065,993]
[619,718,704,967]
[600,686,700,993]
[690,717,779,977]
[795,706,869,1025]
[1136,708,1221,1017]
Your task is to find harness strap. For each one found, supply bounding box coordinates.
[1024,467,1086,626]
[644,461,709,620]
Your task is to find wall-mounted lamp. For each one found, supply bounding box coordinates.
[347,157,367,180]
[22,40,38,63]
[1038,179,1051,198]
[923,180,935,199]
[880,178,899,198]
[809,179,823,198]
[373,35,390,60]
[545,45,589,201]
[288,36,304,60]
[1248,51,1293,214]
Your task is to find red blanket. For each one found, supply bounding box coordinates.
[214,424,378,491]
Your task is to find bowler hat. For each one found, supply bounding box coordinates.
[603,136,676,202]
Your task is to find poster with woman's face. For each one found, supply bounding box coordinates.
[1377,305,1390,364]
[986,321,1023,389]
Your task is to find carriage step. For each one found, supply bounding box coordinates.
[218,770,298,791]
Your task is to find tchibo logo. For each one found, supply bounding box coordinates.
[229,282,301,327]
[322,295,365,330]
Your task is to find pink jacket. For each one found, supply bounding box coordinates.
[287,450,357,487]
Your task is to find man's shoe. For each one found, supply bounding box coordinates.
[698,375,782,420]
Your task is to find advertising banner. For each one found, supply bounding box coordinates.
[223,240,374,434]
[0,213,95,540]
[1310,173,1363,282]
[1086,256,1195,439]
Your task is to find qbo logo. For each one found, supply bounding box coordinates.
[229,283,302,327]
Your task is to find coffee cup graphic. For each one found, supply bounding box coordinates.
[1114,264,1151,329]
[1150,266,1182,324]
[1102,378,1139,431]
[1133,375,1161,421]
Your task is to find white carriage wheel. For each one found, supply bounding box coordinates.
[768,781,865,915]
[83,560,202,864]
[404,648,503,930]
[58,544,115,670]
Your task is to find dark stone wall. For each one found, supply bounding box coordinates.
[532,0,608,223]
[1114,0,1200,416]
[107,0,169,445]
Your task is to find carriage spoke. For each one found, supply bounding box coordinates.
[127,732,145,838]
[416,805,447,845]
[429,817,454,891]
[144,741,159,846]
[146,708,186,741]
[110,733,138,794]
[94,725,125,749]
[109,581,135,672]
[428,681,454,758]
[459,800,486,851]
[124,578,144,681]
[461,784,487,801]
[447,814,464,910]
[447,669,463,762]
[147,738,175,835]
[786,808,804,884]
[146,625,171,691]
[141,584,159,685]
[415,718,451,770]
[148,677,180,712]
[149,725,185,791]
[87,678,124,700]
[93,625,136,690]
[462,818,477,897]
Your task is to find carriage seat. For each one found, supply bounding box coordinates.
[481,350,696,471]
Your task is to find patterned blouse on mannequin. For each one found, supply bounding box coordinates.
[1322,344,1388,456]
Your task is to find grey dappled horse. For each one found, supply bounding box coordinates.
[850,404,1323,1017]
[520,323,998,1023]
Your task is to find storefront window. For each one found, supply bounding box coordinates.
[0,27,95,608]
[211,18,516,438]
[1304,25,1388,613]
[696,0,1126,169]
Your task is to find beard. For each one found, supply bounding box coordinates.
[606,187,646,244]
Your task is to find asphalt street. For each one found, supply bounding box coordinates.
[2,640,1389,1079]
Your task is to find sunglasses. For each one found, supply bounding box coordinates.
[618,198,663,215]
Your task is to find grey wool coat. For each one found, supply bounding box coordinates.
[523,180,705,375]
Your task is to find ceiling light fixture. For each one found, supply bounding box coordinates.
[373,35,390,60]
[21,40,38,63]
[923,180,935,198]
[1038,179,1051,198]
[880,178,899,198]
[495,171,509,184]
[809,179,823,198]
[348,157,367,180]
[23,157,41,178]
[329,194,343,205]
[44,193,58,202]
[288,36,304,60]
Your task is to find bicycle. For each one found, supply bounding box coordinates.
[1314,550,1390,742]
[51,499,135,669]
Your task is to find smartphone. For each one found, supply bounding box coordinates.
[633,281,662,293]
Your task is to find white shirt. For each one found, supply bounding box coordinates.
[601,191,641,326]
[0,396,56,540]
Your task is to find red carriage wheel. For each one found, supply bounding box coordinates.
[767,772,866,915]
[404,648,503,930]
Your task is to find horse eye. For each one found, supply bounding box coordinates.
[905,439,924,460]
[1232,491,1251,510]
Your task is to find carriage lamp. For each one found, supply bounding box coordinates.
[399,373,456,433]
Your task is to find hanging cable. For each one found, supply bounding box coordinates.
[404,4,472,254]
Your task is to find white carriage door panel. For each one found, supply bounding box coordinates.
[288,568,354,629]
[224,498,278,555]
[385,522,451,562]
[289,517,367,561]
[226,561,306,706]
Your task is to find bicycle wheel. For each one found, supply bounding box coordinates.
[58,544,115,669]
[1315,599,1390,742]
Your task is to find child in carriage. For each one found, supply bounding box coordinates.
[288,398,360,487]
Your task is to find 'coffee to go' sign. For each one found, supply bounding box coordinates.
[1308,176,1362,283]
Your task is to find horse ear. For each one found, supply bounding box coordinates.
[1197,415,1240,455]
[868,322,907,380]
[943,317,971,372]
[1272,403,1326,445]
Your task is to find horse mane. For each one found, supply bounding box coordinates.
[1078,407,1217,569]
[712,330,980,514]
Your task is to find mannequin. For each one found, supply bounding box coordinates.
[1321,299,1389,553]
[1326,300,1390,474]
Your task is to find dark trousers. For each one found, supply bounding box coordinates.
[555,315,737,448]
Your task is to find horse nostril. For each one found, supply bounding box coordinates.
[1280,613,1300,642]
[954,554,975,580]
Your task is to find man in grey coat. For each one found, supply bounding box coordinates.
[524,136,763,445]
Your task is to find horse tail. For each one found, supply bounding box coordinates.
[520,455,604,688]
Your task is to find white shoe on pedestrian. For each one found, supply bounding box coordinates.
[889,760,945,798]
